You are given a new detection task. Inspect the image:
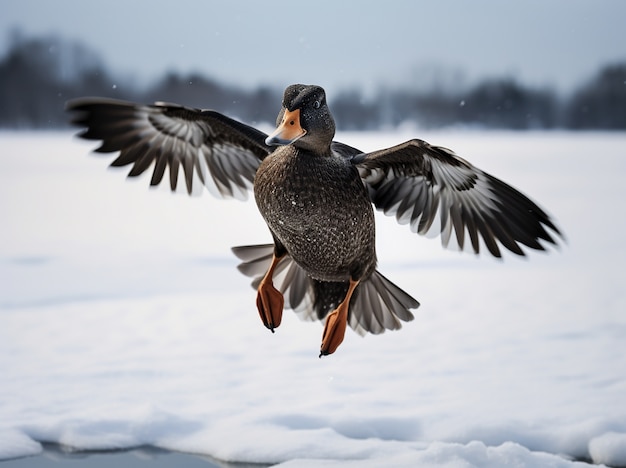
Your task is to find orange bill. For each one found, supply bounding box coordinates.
[265,108,307,146]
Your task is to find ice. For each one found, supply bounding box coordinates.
[589,433,626,467]
[0,430,42,460]
[1,131,625,467]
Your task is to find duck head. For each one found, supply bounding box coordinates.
[265,84,336,153]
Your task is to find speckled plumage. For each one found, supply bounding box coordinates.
[66,83,562,355]
[254,144,376,282]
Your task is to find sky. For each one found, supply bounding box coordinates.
[2,0,626,96]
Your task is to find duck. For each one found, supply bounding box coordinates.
[66,84,562,357]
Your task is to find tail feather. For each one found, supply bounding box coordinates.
[232,244,419,336]
[350,271,419,335]
[232,244,274,278]
[232,244,314,317]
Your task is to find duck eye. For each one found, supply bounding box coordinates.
[313,100,321,109]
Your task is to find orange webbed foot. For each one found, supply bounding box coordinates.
[256,279,284,332]
[319,279,359,357]
[319,306,348,357]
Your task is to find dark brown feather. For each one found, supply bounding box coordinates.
[353,138,561,257]
[66,98,271,199]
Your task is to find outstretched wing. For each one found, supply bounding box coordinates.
[66,98,272,199]
[353,139,562,258]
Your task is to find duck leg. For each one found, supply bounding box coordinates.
[256,253,285,332]
[319,279,359,357]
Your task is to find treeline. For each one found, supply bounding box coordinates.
[1,32,625,130]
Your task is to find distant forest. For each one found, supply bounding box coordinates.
[1,33,625,130]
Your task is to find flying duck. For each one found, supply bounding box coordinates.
[67,84,562,357]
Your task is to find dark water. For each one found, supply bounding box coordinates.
[0,444,270,468]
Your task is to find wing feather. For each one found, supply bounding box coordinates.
[354,138,562,257]
[66,98,271,199]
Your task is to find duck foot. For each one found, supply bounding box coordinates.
[256,280,284,332]
[256,253,284,332]
[319,279,359,357]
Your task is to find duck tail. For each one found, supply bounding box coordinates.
[232,244,419,336]
[348,270,419,336]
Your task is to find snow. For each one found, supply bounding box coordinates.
[1,130,625,467]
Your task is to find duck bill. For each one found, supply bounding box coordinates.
[265,108,307,146]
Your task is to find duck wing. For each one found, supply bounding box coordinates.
[66,98,272,199]
[331,140,362,160]
[352,139,562,258]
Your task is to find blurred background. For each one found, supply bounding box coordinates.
[1,0,625,130]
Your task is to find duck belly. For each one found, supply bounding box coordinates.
[254,152,376,282]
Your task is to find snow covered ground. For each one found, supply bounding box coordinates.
[1,130,625,467]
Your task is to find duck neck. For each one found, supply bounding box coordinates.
[297,139,333,156]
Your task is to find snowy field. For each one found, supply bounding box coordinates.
[1,130,625,467]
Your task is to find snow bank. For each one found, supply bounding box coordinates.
[0,430,42,460]
[1,131,625,467]
[589,433,626,467]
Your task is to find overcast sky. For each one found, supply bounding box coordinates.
[2,0,626,96]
